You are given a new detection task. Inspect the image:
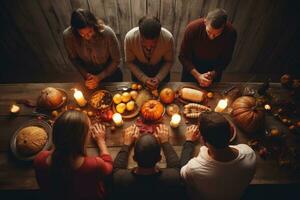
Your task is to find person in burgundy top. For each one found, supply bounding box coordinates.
[34,110,113,200]
[179,8,237,87]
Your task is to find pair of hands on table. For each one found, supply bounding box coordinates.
[185,125,200,142]
[145,77,159,90]
[90,123,200,147]
[89,123,109,153]
[196,71,215,87]
[85,73,101,90]
[123,124,170,146]
[90,123,106,143]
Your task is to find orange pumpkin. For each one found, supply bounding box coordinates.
[231,96,265,134]
[141,100,164,121]
[159,88,175,104]
[280,74,292,88]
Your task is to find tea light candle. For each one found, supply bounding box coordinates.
[170,114,181,128]
[10,104,20,114]
[73,89,87,107]
[264,104,271,111]
[214,99,228,112]
[112,113,123,127]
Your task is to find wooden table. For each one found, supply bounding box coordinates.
[0,82,299,190]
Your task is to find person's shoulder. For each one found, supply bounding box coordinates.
[84,156,110,167]
[102,25,117,36]
[225,22,237,37]
[186,18,205,32]
[160,168,181,183]
[235,144,255,156]
[161,27,173,39]
[125,27,139,40]
[34,151,51,168]
[63,26,74,38]
[113,169,135,186]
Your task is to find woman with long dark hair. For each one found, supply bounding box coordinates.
[34,110,113,200]
[63,8,123,89]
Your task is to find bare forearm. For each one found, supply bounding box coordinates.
[191,68,201,80]
[97,141,109,155]
[127,62,149,83]
[155,61,172,82]
[71,58,88,79]
[97,61,120,81]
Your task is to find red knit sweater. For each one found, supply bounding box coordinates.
[34,151,113,200]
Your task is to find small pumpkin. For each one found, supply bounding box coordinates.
[231,96,265,134]
[141,100,164,121]
[280,74,292,88]
[159,88,175,104]
[37,87,63,109]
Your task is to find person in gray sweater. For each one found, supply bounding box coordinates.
[63,9,122,90]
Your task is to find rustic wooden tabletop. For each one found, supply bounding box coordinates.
[0,82,299,189]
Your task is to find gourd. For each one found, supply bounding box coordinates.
[141,100,164,121]
[231,96,265,133]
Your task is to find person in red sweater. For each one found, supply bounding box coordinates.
[34,110,113,200]
[179,8,237,87]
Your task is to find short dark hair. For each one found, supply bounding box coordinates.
[138,16,161,39]
[206,8,227,29]
[134,134,161,168]
[199,112,231,149]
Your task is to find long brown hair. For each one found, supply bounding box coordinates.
[50,110,90,198]
[71,8,105,38]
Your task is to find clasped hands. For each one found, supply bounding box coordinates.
[196,71,215,87]
[145,77,159,90]
[85,73,100,90]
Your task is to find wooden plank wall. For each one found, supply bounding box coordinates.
[0,0,299,83]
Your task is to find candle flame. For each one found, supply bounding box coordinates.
[264,104,271,110]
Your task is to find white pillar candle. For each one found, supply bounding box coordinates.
[214,99,228,112]
[170,114,181,128]
[112,113,123,127]
[73,89,87,107]
[10,104,20,114]
[264,104,271,111]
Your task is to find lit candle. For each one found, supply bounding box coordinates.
[264,104,271,111]
[112,113,123,127]
[214,99,228,112]
[73,89,87,107]
[170,114,181,128]
[10,104,20,114]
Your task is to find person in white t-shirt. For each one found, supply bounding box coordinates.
[180,112,256,200]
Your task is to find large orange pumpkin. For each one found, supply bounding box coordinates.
[141,100,164,121]
[231,96,265,134]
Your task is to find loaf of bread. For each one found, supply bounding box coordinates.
[179,88,204,103]
[16,126,48,156]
